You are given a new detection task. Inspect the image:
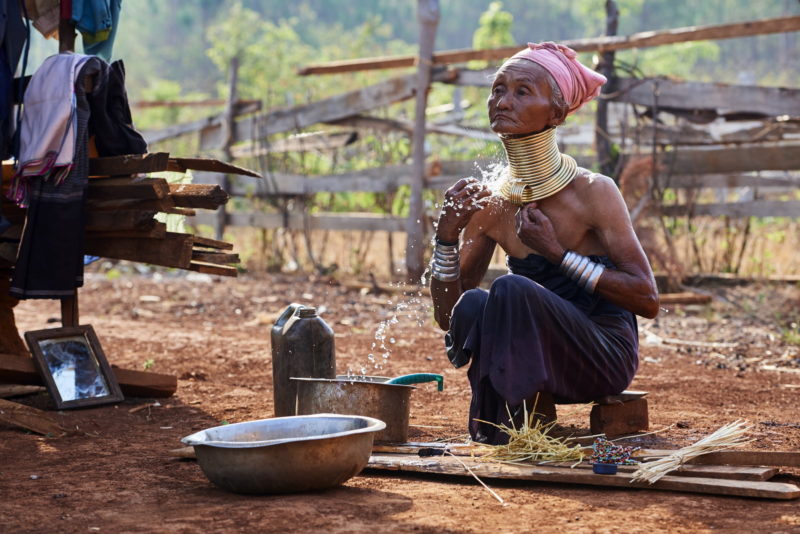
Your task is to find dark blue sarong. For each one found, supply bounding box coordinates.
[445,254,639,444]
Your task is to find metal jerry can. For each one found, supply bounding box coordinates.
[271,303,335,417]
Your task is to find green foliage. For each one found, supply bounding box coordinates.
[472,2,515,50]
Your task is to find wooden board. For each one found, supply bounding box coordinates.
[660,200,800,218]
[86,196,177,213]
[0,352,177,398]
[366,453,800,500]
[191,251,240,264]
[198,73,453,149]
[87,222,168,240]
[167,158,261,178]
[193,211,408,233]
[85,232,193,269]
[88,153,260,179]
[298,15,800,75]
[87,177,170,200]
[230,130,359,157]
[110,366,177,398]
[0,398,64,436]
[659,292,713,305]
[0,384,45,398]
[190,235,234,251]
[169,183,229,209]
[641,449,800,468]
[188,261,238,277]
[611,77,800,117]
[89,153,170,176]
[659,142,800,175]
[85,210,157,232]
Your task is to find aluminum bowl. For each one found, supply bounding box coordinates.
[181,414,386,494]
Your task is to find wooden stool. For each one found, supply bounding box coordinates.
[589,390,649,437]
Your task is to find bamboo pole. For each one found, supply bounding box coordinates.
[405,0,439,283]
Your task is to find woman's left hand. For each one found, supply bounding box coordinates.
[515,202,564,264]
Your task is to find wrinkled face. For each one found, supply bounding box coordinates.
[488,59,556,135]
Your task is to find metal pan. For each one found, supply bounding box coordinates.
[292,375,414,443]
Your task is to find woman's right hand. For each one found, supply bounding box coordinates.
[435,178,491,242]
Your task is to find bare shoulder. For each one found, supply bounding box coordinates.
[464,193,509,234]
[573,170,619,198]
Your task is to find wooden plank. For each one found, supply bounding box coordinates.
[133,98,261,110]
[228,166,413,195]
[87,222,168,240]
[641,449,800,468]
[0,353,177,398]
[658,292,713,305]
[110,366,177,398]
[562,462,777,481]
[140,102,262,145]
[230,131,358,157]
[188,261,238,277]
[167,158,261,178]
[659,143,800,174]
[199,73,445,149]
[85,210,157,232]
[193,211,408,233]
[85,232,193,269]
[0,385,45,398]
[191,251,240,264]
[298,16,800,75]
[660,200,800,218]
[87,177,170,200]
[190,235,234,251]
[610,77,800,117]
[367,453,800,499]
[86,197,177,213]
[666,173,800,189]
[142,115,223,145]
[89,153,170,177]
[168,183,229,209]
[0,398,65,436]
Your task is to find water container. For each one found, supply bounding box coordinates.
[271,303,335,417]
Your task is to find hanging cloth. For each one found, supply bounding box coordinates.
[72,0,122,61]
[10,56,102,299]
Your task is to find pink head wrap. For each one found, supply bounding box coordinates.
[509,42,606,114]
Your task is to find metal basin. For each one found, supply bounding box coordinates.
[181,414,385,494]
[292,375,413,443]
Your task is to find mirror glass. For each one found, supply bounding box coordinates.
[39,336,110,401]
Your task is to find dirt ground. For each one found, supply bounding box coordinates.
[2,271,800,533]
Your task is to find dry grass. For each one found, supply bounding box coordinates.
[472,401,586,466]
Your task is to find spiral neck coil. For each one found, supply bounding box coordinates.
[498,127,577,205]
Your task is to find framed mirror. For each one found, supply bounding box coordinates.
[24,325,124,409]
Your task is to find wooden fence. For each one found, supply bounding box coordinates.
[140,11,800,277]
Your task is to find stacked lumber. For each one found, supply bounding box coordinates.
[1,152,260,276]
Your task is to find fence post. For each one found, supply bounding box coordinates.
[216,56,239,241]
[595,0,619,179]
[406,0,440,283]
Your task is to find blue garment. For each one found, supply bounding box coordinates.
[72,0,122,61]
[0,0,27,232]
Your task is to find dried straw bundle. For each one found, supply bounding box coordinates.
[631,420,753,484]
[474,402,585,466]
